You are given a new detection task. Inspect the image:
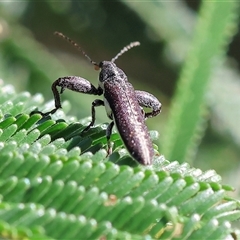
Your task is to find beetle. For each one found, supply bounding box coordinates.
[36,32,162,165]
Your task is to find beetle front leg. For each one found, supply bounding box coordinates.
[135,90,162,119]
[33,76,103,116]
[83,99,104,132]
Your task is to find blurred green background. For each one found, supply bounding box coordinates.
[0,1,240,196]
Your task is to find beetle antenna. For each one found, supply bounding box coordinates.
[111,41,140,63]
[54,32,99,68]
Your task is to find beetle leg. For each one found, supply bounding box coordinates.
[135,90,162,119]
[83,99,104,132]
[106,121,115,155]
[32,76,103,116]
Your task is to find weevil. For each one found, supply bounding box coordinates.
[36,32,162,165]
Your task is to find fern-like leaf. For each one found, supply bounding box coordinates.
[0,82,239,239]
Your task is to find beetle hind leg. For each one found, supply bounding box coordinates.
[135,90,162,120]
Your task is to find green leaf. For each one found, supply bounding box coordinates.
[161,1,240,162]
[0,82,239,238]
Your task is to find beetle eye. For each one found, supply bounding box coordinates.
[99,72,104,82]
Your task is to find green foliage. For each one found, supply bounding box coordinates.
[161,1,239,162]
[123,0,240,163]
[1,1,240,172]
[1,1,240,239]
[0,83,239,239]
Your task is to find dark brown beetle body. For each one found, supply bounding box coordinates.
[34,32,161,165]
[100,61,154,165]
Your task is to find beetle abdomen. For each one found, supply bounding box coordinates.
[104,79,154,165]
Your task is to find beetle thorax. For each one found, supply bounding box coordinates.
[98,61,127,90]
